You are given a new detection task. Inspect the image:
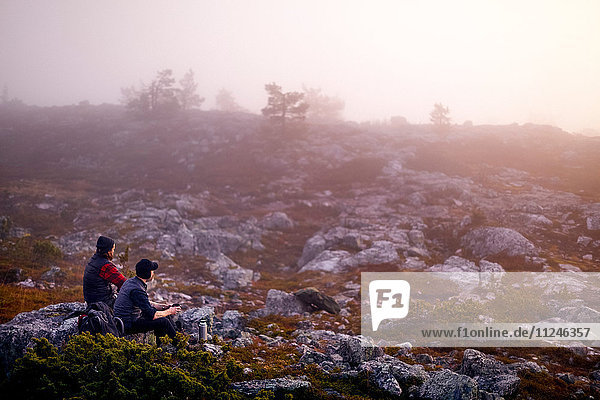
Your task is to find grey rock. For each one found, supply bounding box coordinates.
[415,353,434,364]
[297,234,327,267]
[406,247,429,258]
[587,216,600,231]
[402,257,428,270]
[179,306,215,338]
[176,224,195,254]
[475,375,520,398]
[428,256,497,273]
[418,369,479,400]
[299,347,331,365]
[195,229,245,259]
[386,356,428,385]
[231,377,311,397]
[408,230,425,247]
[261,212,294,230]
[40,266,64,282]
[0,302,85,373]
[578,236,593,247]
[258,289,312,317]
[207,254,256,290]
[557,306,600,323]
[231,331,254,348]
[559,263,582,272]
[347,241,399,267]
[589,370,600,381]
[297,227,365,267]
[359,361,402,397]
[460,349,509,377]
[557,373,576,384]
[460,349,519,397]
[461,227,538,258]
[507,361,544,374]
[479,260,505,272]
[294,287,341,314]
[222,310,246,331]
[298,250,351,273]
[336,335,384,367]
[202,343,223,358]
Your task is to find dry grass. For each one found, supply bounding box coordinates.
[0,284,82,323]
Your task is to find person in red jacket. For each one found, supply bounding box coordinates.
[83,235,126,308]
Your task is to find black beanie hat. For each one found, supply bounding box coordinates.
[96,235,115,253]
[136,258,158,279]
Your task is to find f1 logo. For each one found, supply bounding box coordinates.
[369,280,410,331]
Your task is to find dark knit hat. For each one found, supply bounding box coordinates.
[136,258,158,279]
[96,235,115,253]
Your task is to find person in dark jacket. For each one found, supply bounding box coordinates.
[114,258,181,339]
[83,235,126,308]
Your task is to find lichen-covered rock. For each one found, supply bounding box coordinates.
[461,227,538,258]
[336,335,384,367]
[0,302,85,373]
[178,306,215,338]
[460,349,520,397]
[359,361,402,398]
[230,377,312,396]
[418,369,479,400]
[219,310,246,338]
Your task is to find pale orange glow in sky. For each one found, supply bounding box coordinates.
[1,0,599,132]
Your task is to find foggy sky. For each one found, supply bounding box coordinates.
[1,0,599,133]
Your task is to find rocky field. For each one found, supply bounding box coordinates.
[1,104,600,399]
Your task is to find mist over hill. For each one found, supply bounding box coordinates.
[1,104,600,398]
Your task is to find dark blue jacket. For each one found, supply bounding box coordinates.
[83,253,116,307]
[114,277,157,329]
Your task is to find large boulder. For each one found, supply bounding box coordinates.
[294,287,341,314]
[461,227,538,258]
[257,289,312,317]
[0,302,85,374]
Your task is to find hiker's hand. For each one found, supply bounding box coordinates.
[169,306,181,315]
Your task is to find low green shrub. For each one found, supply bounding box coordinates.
[1,333,243,400]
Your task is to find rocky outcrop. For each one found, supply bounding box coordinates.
[461,227,538,258]
[0,302,85,373]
